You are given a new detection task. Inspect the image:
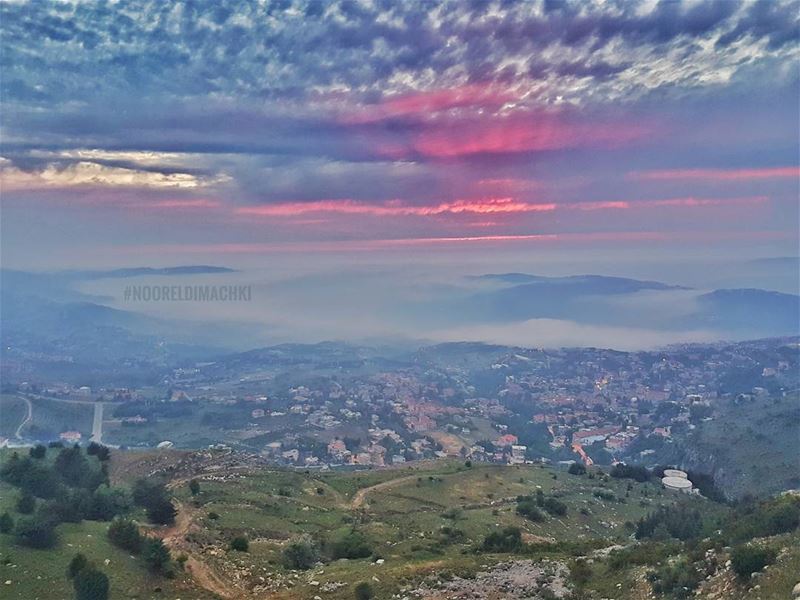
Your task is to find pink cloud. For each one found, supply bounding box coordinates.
[234,195,766,219]
[631,166,800,181]
[235,198,558,217]
[408,115,649,158]
[343,83,517,124]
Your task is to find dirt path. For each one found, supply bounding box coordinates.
[160,499,242,600]
[350,474,421,509]
[14,396,32,439]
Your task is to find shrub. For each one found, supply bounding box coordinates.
[282,535,320,570]
[730,545,776,580]
[29,445,47,459]
[611,464,650,482]
[570,559,592,586]
[16,491,36,514]
[142,538,172,574]
[0,512,13,534]
[230,536,249,552]
[543,497,567,517]
[481,526,523,553]
[516,497,545,522]
[189,479,200,496]
[73,566,109,600]
[107,518,142,553]
[568,462,586,476]
[649,559,701,599]
[15,515,58,548]
[636,506,704,541]
[331,530,372,560]
[354,581,374,600]
[67,553,89,579]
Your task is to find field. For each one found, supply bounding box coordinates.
[165,459,715,599]
[0,395,27,439]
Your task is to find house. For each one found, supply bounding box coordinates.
[509,444,527,464]
[60,431,82,442]
[251,408,266,418]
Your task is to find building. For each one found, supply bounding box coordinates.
[60,431,82,442]
[509,444,527,464]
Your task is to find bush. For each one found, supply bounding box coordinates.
[543,497,567,517]
[570,559,592,586]
[15,515,58,548]
[516,497,545,522]
[67,553,89,579]
[331,530,372,560]
[730,545,776,580]
[481,526,523,553]
[354,581,374,600]
[107,518,142,553]
[189,479,200,496]
[636,506,704,541]
[132,479,176,525]
[142,538,172,574]
[611,463,650,482]
[73,566,109,600]
[649,559,701,599]
[230,536,249,552]
[29,445,47,459]
[16,490,36,514]
[282,535,320,570]
[568,462,586,476]
[0,512,13,533]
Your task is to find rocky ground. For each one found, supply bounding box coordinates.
[407,560,570,600]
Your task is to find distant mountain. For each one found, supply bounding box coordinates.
[58,265,237,280]
[691,289,800,335]
[473,273,683,291]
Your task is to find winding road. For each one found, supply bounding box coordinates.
[14,396,33,440]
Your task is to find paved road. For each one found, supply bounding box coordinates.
[90,402,104,444]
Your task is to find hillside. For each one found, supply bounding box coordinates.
[2,448,798,600]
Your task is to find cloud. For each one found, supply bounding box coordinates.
[631,166,800,181]
[0,160,229,190]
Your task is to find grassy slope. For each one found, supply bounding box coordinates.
[0,395,26,439]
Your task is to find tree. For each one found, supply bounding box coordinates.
[354,581,374,600]
[543,497,567,517]
[568,462,587,476]
[516,497,546,522]
[230,536,249,552]
[282,535,320,570]
[146,497,177,525]
[16,491,36,514]
[481,526,523,553]
[331,530,372,560]
[29,445,47,459]
[14,516,58,548]
[73,567,109,600]
[189,479,200,496]
[0,512,13,534]
[107,518,142,553]
[67,553,89,579]
[142,538,171,574]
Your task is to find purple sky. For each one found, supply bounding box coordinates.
[1,0,798,270]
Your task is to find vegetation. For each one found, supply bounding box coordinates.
[730,544,776,580]
[354,581,374,600]
[107,518,142,553]
[131,479,176,525]
[230,535,249,552]
[282,535,320,570]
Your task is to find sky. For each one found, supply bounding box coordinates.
[1,0,799,275]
